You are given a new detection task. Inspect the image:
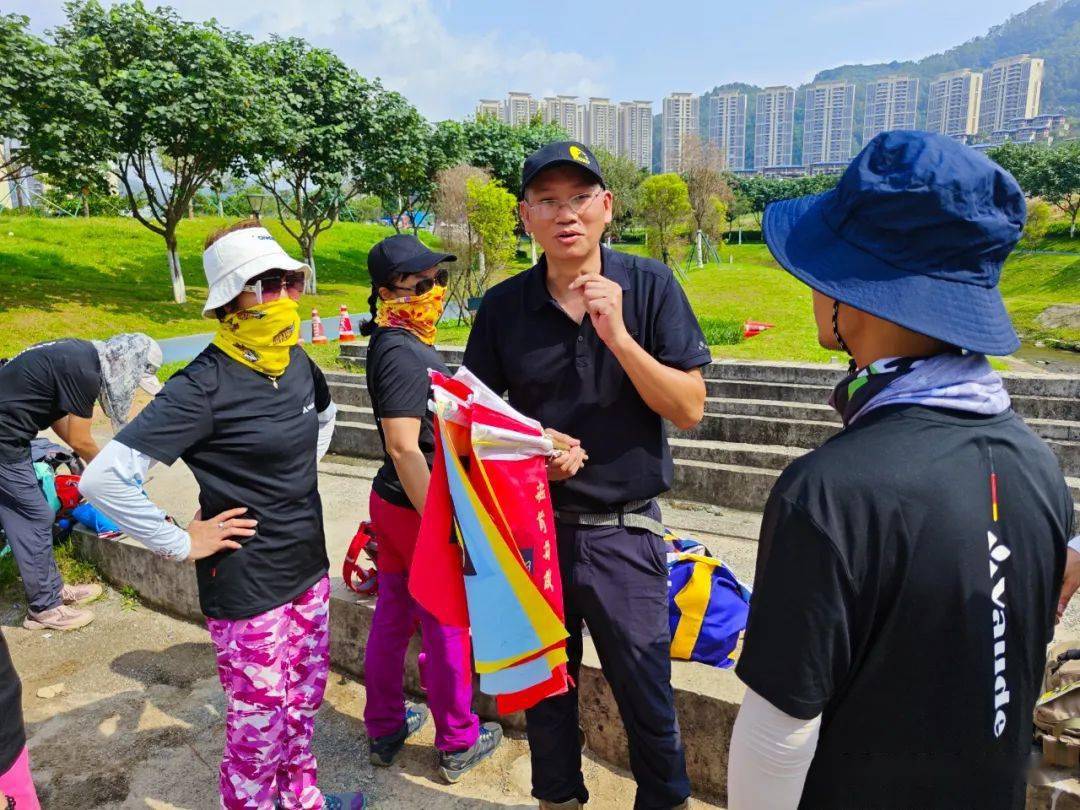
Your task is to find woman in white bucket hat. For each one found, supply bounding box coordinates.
[82,219,364,809]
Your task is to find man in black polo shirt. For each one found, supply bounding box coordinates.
[727,131,1073,809]
[464,141,709,810]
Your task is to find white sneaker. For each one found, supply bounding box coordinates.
[61,583,103,605]
[23,604,94,631]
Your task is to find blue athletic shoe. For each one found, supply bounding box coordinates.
[438,721,503,783]
[324,792,366,810]
[368,703,430,767]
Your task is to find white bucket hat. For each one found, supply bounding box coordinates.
[202,226,310,318]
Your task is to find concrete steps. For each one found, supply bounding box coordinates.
[330,347,1080,525]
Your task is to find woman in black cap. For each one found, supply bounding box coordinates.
[359,234,503,783]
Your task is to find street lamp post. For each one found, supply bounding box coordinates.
[246,192,268,222]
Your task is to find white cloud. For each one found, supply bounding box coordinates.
[140,0,613,120]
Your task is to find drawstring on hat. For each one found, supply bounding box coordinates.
[833,300,857,374]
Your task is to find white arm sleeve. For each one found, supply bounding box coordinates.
[316,401,336,462]
[79,440,192,561]
[727,687,822,810]
[1069,535,1080,554]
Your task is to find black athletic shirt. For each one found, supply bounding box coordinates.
[463,248,711,513]
[0,339,101,462]
[0,630,25,774]
[116,344,332,620]
[737,404,1073,809]
[366,327,449,510]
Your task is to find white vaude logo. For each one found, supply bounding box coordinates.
[988,529,1011,738]
[302,401,315,414]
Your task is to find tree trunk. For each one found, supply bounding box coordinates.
[83,195,90,218]
[305,242,318,295]
[1071,212,1076,239]
[530,235,537,264]
[188,199,195,220]
[696,230,703,269]
[216,192,224,218]
[165,232,186,304]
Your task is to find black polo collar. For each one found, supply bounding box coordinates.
[524,247,632,312]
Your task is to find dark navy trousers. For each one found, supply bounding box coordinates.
[0,458,62,614]
[525,503,690,809]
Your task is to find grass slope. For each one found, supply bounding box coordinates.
[0,215,1076,366]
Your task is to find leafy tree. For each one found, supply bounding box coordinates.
[459,117,567,193]
[465,178,517,320]
[680,136,734,239]
[53,1,275,303]
[638,173,691,267]
[1038,142,1080,239]
[434,164,491,323]
[992,141,1080,238]
[0,14,109,191]
[247,37,377,292]
[593,147,643,241]
[1022,198,1052,246]
[358,90,438,235]
[989,142,1044,193]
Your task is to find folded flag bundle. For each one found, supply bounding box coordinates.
[664,532,752,669]
[409,367,570,714]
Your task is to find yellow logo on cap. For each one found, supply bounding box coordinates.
[569,145,590,165]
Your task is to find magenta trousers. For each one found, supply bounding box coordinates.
[363,493,478,752]
[0,747,40,810]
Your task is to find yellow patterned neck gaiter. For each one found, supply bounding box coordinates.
[212,297,300,378]
[374,285,446,346]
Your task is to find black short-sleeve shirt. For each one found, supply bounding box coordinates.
[0,629,25,774]
[116,344,332,620]
[463,247,710,513]
[0,338,101,462]
[737,405,1073,809]
[366,327,450,510]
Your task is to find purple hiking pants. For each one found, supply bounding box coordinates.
[363,493,479,752]
[207,575,330,810]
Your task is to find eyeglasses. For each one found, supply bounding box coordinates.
[242,271,306,304]
[524,189,602,221]
[387,268,449,297]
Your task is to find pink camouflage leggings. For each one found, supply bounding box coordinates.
[207,576,331,810]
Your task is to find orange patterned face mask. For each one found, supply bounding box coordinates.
[374,284,446,345]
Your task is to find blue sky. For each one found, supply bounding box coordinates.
[13,0,1038,119]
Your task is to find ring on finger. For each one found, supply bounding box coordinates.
[217,522,225,529]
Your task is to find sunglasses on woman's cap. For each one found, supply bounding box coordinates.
[388,268,449,296]
[242,270,306,304]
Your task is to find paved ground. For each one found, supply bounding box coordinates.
[6,588,725,809]
[3,414,725,808]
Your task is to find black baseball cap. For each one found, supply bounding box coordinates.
[520,141,606,199]
[368,234,455,287]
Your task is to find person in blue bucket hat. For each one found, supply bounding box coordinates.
[726,131,1074,810]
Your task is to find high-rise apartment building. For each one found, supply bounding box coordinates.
[979,55,1044,133]
[586,98,618,154]
[505,91,540,126]
[925,70,983,137]
[475,99,502,121]
[754,86,796,170]
[542,95,586,142]
[707,91,747,171]
[662,92,700,173]
[617,100,653,171]
[802,81,855,167]
[863,75,919,141]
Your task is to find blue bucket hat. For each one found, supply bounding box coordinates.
[763,130,1026,355]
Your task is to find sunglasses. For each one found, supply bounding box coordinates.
[242,271,306,304]
[387,268,449,297]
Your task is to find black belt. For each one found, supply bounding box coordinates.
[554,498,665,536]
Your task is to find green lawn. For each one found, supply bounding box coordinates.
[0,215,407,357]
[0,214,1076,368]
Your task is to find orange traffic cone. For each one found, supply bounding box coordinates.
[311,309,328,344]
[338,304,356,342]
